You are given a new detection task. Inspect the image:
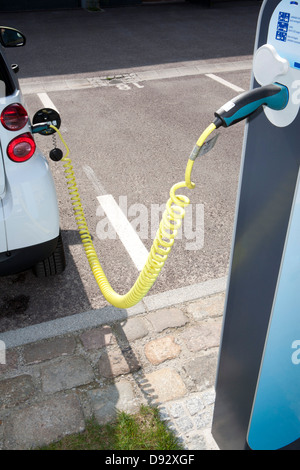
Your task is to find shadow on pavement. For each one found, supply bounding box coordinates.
[1,1,261,79]
[0,230,92,332]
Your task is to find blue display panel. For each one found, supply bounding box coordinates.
[247,169,300,450]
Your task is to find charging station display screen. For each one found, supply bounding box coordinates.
[268,0,300,67]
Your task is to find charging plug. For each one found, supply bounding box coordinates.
[32,123,51,134]
[213,83,289,128]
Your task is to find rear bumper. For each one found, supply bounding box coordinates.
[0,235,59,276]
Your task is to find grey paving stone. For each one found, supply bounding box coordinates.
[80,325,115,351]
[0,349,18,373]
[115,318,148,342]
[98,347,140,378]
[41,356,94,393]
[183,353,218,391]
[147,308,188,332]
[0,375,35,409]
[187,293,225,321]
[186,396,205,416]
[168,403,185,419]
[175,416,194,433]
[194,410,213,430]
[88,380,140,424]
[4,394,85,449]
[23,336,76,364]
[180,319,222,352]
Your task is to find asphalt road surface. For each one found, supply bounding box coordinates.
[0,1,261,332]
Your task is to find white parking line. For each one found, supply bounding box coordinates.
[97,194,149,272]
[83,164,148,271]
[205,73,245,93]
[83,165,107,196]
[37,92,59,112]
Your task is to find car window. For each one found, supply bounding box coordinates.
[0,52,16,98]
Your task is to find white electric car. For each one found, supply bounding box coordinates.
[0,26,65,277]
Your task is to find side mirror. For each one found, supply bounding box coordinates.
[0,27,26,48]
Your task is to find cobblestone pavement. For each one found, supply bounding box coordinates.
[0,288,225,450]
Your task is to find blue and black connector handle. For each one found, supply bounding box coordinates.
[213,83,289,128]
[186,83,290,187]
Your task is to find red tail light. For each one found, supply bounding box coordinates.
[7,133,36,162]
[1,103,28,131]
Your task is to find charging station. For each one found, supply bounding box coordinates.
[212,0,300,450]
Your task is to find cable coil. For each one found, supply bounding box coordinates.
[51,123,216,308]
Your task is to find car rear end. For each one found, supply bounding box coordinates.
[0,47,61,276]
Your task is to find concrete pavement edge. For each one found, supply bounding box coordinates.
[0,276,227,349]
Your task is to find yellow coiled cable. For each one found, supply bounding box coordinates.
[50,123,216,308]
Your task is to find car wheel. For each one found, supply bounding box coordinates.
[33,232,66,277]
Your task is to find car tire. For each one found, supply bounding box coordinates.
[33,232,66,277]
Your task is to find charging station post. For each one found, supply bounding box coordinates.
[211,0,300,450]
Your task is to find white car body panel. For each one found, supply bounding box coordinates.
[0,90,60,252]
[2,148,60,250]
